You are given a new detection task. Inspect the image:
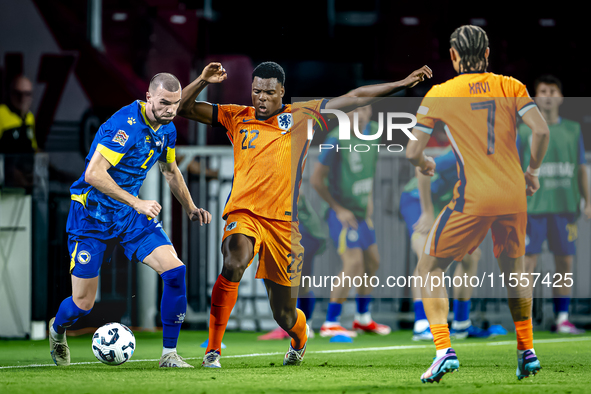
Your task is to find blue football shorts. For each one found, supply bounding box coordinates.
[66,201,172,278]
[526,213,578,256]
[327,208,376,253]
[399,191,422,238]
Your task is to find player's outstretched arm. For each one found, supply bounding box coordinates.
[325,66,432,113]
[414,168,436,235]
[310,162,358,229]
[406,128,436,176]
[159,160,212,225]
[177,62,227,125]
[522,107,550,196]
[579,164,591,219]
[85,151,162,217]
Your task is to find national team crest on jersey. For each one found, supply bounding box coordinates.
[112,130,129,146]
[278,113,293,130]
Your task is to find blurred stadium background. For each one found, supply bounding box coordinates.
[0,0,589,339]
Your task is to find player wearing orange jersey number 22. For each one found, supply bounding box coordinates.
[177,61,432,368]
[406,25,550,383]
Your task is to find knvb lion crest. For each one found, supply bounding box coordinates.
[112,130,129,146]
[278,113,293,131]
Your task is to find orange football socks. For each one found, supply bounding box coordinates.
[431,324,451,351]
[206,275,239,354]
[515,318,534,351]
[286,308,308,350]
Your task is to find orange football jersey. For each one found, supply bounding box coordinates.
[214,99,327,222]
[415,73,537,216]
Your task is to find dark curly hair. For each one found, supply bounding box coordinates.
[534,74,562,94]
[252,62,285,85]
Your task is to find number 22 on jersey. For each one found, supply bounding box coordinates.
[240,129,259,150]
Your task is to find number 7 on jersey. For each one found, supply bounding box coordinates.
[471,100,496,155]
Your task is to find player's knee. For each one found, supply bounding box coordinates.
[73,295,95,311]
[523,255,538,274]
[469,248,482,263]
[161,264,186,289]
[555,256,573,272]
[343,259,364,277]
[417,261,432,277]
[365,256,380,274]
[223,257,248,275]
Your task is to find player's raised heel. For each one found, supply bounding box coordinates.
[49,317,70,366]
[420,348,459,383]
[516,349,541,380]
[202,350,221,368]
[159,352,194,368]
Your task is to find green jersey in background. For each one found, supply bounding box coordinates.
[518,118,587,214]
[317,121,379,219]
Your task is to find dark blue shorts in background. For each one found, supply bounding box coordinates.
[526,213,578,256]
[327,208,376,253]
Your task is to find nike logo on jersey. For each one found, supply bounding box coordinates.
[243,119,255,122]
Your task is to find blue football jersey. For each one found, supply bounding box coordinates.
[430,147,459,197]
[70,100,177,223]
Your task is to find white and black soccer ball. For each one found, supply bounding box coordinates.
[92,323,136,366]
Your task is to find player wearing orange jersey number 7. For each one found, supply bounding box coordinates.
[178,61,431,368]
[406,25,550,383]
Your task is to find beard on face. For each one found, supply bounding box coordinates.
[152,106,175,125]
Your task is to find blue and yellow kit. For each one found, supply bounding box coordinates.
[67,100,176,278]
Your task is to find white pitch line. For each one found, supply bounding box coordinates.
[1,336,589,370]
[486,336,591,346]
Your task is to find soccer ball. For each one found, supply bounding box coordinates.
[92,323,136,365]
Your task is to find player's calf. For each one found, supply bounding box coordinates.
[272,306,299,333]
[160,265,187,358]
[284,309,308,351]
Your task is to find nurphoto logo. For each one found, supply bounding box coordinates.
[305,107,418,153]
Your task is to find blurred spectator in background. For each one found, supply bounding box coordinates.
[0,75,37,191]
[0,75,37,153]
[518,75,591,334]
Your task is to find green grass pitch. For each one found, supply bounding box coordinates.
[1,330,590,393]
